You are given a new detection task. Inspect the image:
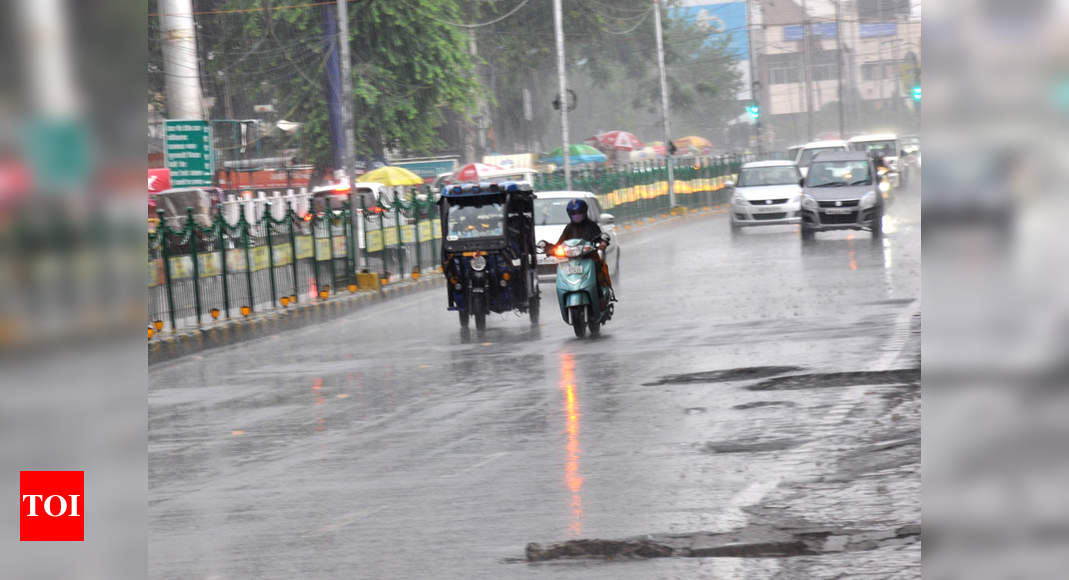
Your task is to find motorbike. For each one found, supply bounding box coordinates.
[538,236,613,338]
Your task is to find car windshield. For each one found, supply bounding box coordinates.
[806,160,873,187]
[797,147,844,166]
[534,198,573,225]
[446,202,504,239]
[737,166,800,187]
[850,140,897,157]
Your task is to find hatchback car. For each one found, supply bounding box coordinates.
[794,140,849,178]
[533,191,620,282]
[728,161,802,232]
[799,151,884,241]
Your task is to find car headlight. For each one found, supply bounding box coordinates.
[861,191,877,208]
[802,195,819,210]
[789,194,801,205]
[470,255,487,271]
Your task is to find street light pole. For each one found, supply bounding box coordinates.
[801,0,814,141]
[836,0,845,137]
[336,0,356,182]
[653,0,675,207]
[552,0,571,190]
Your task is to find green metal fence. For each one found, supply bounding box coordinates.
[148,154,756,332]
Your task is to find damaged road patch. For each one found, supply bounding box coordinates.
[746,368,920,391]
[644,366,804,386]
[524,523,920,562]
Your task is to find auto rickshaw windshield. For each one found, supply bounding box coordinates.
[446,202,505,239]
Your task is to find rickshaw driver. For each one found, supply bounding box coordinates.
[555,199,616,303]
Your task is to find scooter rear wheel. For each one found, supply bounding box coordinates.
[570,306,586,338]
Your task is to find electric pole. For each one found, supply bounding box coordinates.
[552,0,571,189]
[160,0,204,119]
[836,0,845,137]
[337,0,356,181]
[653,0,675,207]
[801,0,814,141]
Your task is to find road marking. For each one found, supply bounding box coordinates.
[302,505,388,538]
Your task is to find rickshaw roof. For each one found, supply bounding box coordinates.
[440,181,533,198]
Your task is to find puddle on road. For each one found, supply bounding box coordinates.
[643,366,804,386]
[524,523,920,562]
[746,369,920,391]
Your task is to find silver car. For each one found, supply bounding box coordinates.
[729,161,803,232]
[533,191,620,282]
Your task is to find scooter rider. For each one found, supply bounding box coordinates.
[555,199,616,302]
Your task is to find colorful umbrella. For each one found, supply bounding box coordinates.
[452,162,505,182]
[358,165,424,186]
[646,141,668,157]
[585,130,644,151]
[541,144,607,165]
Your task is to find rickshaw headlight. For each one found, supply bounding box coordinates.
[470,255,487,271]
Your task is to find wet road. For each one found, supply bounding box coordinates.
[150,188,921,579]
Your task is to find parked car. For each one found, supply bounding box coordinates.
[533,191,619,282]
[794,140,849,178]
[728,161,803,233]
[799,151,885,241]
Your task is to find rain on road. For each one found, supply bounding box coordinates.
[150,188,921,579]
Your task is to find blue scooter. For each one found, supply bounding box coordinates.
[538,237,614,338]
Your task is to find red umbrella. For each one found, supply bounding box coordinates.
[586,130,644,151]
[453,162,504,182]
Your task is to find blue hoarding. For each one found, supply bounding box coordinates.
[859,22,898,37]
[673,1,749,61]
[783,23,839,41]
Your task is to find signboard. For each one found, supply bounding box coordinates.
[673,1,749,60]
[295,236,314,260]
[366,230,384,253]
[164,120,213,187]
[226,249,246,272]
[859,22,897,38]
[392,158,459,183]
[198,252,222,277]
[315,238,332,260]
[401,224,416,244]
[148,168,171,193]
[332,236,347,257]
[783,23,839,41]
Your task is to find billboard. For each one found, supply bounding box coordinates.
[783,23,839,41]
[673,1,749,62]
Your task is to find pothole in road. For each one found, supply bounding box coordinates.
[732,400,798,410]
[702,439,801,454]
[745,369,920,391]
[644,366,804,386]
[524,523,920,562]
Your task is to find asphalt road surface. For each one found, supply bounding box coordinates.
[150,186,921,579]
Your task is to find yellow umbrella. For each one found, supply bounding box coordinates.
[358,166,424,186]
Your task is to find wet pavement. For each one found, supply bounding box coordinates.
[150,187,921,579]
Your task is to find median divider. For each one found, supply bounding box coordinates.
[148,270,443,365]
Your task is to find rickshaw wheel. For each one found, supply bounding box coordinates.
[458,309,469,328]
[528,297,540,324]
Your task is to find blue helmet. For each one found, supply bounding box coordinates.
[566,198,588,217]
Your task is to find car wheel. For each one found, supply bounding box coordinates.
[731,218,741,235]
[801,225,815,242]
[570,305,586,338]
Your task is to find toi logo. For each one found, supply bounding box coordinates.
[20,471,84,541]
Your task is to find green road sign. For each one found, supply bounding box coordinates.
[164,120,213,187]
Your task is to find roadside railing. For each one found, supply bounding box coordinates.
[148,153,762,333]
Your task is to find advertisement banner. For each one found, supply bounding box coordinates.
[198,252,222,278]
[251,246,270,271]
[401,224,416,244]
[295,236,314,260]
[673,1,749,60]
[366,230,384,253]
[226,249,246,272]
[315,238,332,260]
[272,244,292,266]
[332,236,347,257]
[168,256,193,279]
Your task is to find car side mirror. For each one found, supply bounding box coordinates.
[724,180,735,189]
[599,213,615,225]
[799,178,805,188]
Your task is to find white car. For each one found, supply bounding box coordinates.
[729,161,803,231]
[794,140,849,178]
[848,133,903,188]
[534,191,620,282]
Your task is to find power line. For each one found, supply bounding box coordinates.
[414,0,532,29]
[149,0,343,18]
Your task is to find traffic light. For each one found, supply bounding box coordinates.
[911,85,921,102]
[747,104,760,119]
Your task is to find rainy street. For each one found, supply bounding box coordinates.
[150,187,920,579]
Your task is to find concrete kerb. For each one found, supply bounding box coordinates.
[148,206,724,364]
[148,271,444,365]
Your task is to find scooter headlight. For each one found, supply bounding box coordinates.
[565,245,583,258]
[470,255,487,271]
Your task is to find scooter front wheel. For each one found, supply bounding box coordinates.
[570,305,586,338]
